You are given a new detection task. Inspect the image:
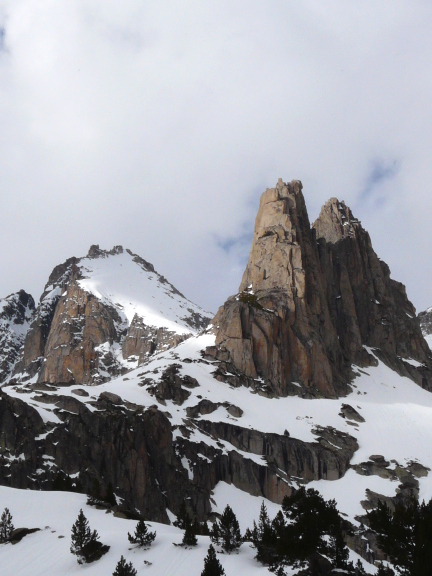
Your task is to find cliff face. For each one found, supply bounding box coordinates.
[314,198,432,389]
[212,179,344,397]
[211,180,432,397]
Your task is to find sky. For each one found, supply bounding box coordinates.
[0,0,431,314]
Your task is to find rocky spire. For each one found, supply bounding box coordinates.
[313,198,361,244]
[212,179,344,398]
[210,179,432,398]
[239,178,309,294]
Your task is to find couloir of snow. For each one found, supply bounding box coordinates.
[76,250,213,335]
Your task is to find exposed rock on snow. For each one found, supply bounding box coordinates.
[2,181,432,574]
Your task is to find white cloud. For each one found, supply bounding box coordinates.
[0,1,431,312]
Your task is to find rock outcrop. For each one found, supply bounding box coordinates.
[0,384,358,521]
[210,180,432,397]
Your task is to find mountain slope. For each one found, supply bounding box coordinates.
[0,290,35,383]
[9,245,212,386]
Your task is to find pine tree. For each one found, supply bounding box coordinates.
[112,555,137,576]
[210,505,242,552]
[0,508,14,543]
[127,519,156,547]
[70,509,99,555]
[182,521,198,546]
[173,501,191,530]
[201,544,226,576]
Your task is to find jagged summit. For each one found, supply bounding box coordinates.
[210,179,432,397]
[313,197,361,243]
[8,245,212,385]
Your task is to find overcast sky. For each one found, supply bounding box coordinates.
[0,1,431,314]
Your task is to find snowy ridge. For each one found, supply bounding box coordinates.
[76,248,212,336]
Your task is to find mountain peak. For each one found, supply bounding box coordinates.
[8,247,212,386]
[313,197,362,244]
[87,244,124,259]
[238,178,310,294]
[212,179,432,398]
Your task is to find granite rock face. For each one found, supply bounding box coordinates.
[0,385,358,521]
[122,314,189,364]
[211,180,432,397]
[314,198,432,389]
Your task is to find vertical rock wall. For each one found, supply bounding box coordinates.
[212,180,432,397]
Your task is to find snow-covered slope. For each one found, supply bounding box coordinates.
[0,482,373,576]
[76,247,211,336]
[6,332,432,523]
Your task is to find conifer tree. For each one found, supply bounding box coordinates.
[182,521,198,546]
[210,505,242,552]
[70,509,99,555]
[201,544,226,576]
[127,519,156,547]
[112,555,137,576]
[0,508,14,543]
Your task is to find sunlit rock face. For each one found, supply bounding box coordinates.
[211,179,432,398]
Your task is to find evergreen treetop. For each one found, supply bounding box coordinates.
[0,508,14,543]
[201,544,226,576]
[70,509,99,555]
[182,521,198,546]
[210,505,242,553]
[128,519,156,548]
[112,555,137,576]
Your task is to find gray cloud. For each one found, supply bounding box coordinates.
[0,1,432,314]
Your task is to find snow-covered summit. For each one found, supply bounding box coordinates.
[76,244,211,335]
[10,245,213,385]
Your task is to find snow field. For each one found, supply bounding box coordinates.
[77,250,212,335]
[0,485,273,576]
